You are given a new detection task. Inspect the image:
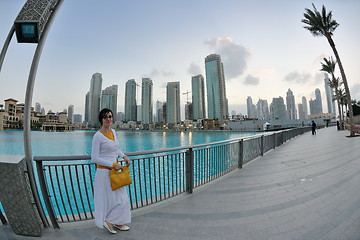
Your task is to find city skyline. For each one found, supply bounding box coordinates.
[1,1,359,117]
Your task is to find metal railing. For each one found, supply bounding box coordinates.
[34,127,312,228]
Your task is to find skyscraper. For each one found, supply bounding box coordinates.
[35,102,41,113]
[302,96,308,119]
[185,102,193,120]
[246,96,257,118]
[256,99,269,120]
[155,100,165,123]
[102,85,118,121]
[191,74,206,120]
[324,74,336,115]
[124,79,137,121]
[88,73,103,127]
[166,82,180,124]
[270,97,286,120]
[309,99,316,115]
[85,92,90,124]
[67,105,74,124]
[73,114,82,123]
[205,54,228,122]
[298,103,305,119]
[286,89,297,119]
[141,78,153,124]
[315,88,323,114]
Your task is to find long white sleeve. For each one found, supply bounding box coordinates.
[91,132,114,168]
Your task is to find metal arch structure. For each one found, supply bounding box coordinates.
[0,0,64,229]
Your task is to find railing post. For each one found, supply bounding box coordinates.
[35,160,60,229]
[238,139,243,169]
[0,207,7,225]
[260,135,264,156]
[186,148,194,194]
[273,133,276,149]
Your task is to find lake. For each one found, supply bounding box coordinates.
[0,130,260,156]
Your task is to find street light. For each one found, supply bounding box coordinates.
[0,0,64,230]
[14,0,59,43]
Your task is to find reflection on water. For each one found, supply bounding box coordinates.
[0,130,258,156]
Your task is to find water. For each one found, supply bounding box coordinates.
[0,130,259,156]
[0,130,259,215]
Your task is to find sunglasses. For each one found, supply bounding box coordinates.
[103,115,113,119]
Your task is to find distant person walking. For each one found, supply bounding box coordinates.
[311,120,317,135]
[337,120,340,130]
[91,108,131,234]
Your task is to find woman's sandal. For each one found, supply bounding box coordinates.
[114,225,130,231]
[103,222,117,234]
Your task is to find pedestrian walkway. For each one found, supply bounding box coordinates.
[1,127,359,240]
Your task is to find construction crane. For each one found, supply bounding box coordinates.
[183,90,191,104]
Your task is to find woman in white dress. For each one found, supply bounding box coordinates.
[91,108,131,234]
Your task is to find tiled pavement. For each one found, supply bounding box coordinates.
[1,126,360,240]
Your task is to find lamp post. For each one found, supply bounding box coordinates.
[0,0,64,229]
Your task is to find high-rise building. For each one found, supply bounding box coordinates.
[88,73,103,127]
[309,99,316,115]
[67,105,74,124]
[298,103,305,119]
[155,100,165,123]
[102,85,118,121]
[247,96,257,118]
[35,102,41,113]
[205,54,228,122]
[315,88,323,114]
[73,114,82,123]
[185,102,193,120]
[166,82,180,124]
[117,112,124,122]
[286,89,297,119]
[85,92,90,124]
[141,78,153,124]
[191,74,206,120]
[124,79,137,121]
[270,97,286,120]
[324,74,336,115]
[302,96,308,119]
[137,105,142,122]
[256,99,269,120]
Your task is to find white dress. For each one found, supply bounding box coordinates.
[91,129,131,228]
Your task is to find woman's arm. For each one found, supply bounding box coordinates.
[91,133,114,168]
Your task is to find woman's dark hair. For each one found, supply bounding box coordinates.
[98,108,113,125]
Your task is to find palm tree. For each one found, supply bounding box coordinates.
[320,57,343,129]
[338,88,347,122]
[302,4,355,136]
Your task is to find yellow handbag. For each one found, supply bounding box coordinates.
[109,166,132,191]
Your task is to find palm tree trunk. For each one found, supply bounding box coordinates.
[331,73,343,130]
[327,36,355,136]
[335,88,343,130]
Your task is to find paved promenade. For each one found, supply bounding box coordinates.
[1,127,360,240]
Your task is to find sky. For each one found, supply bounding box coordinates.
[0,0,360,118]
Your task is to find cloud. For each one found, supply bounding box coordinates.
[313,54,327,65]
[283,71,312,84]
[204,37,251,80]
[188,62,202,76]
[243,74,259,85]
[145,68,175,78]
[314,72,324,85]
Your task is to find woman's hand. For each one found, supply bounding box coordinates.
[114,162,123,171]
[124,156,130,167]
